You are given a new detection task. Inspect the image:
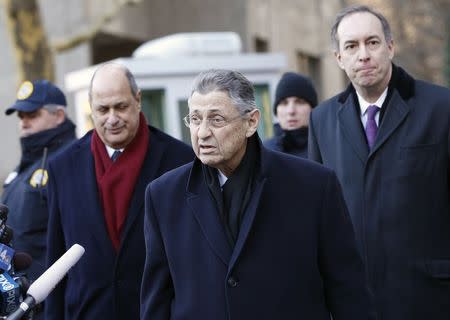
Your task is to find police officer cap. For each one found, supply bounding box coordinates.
[5,80,67,115]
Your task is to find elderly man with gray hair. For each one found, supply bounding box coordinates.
[140,69,374,320]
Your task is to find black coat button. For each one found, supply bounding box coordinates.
[227,277,238,287]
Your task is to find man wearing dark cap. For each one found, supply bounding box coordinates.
[264,72,318,157]
[1,80,76,283]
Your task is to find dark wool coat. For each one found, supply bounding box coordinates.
[309,65,450,320]
[141,143,374,320]
[45,126,194,320]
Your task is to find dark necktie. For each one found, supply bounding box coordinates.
[365,105,380,149]
[111,150,122,162]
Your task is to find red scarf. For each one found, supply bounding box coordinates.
[91,112,149,251]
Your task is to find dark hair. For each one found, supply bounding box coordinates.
[88,62,139,102]
[42,104,66,115]
[331,5,393,51]
[189,69,257,115]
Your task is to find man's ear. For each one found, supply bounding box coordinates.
[334,51,345,70]
[55,107,66,125]
[245,109,260,137]
[387,39,395,60]
[135,90,142,111]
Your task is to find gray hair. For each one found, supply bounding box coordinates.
[331,5,393,51]
[88,62,139,102]
[189,69,257,115]
[42,104,66,115]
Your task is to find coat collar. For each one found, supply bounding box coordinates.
[337,64,415,104]
[185,136,269,269]
[337,64,414,159]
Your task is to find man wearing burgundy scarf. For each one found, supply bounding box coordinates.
[45,63,194,320]
[140,69,374,320]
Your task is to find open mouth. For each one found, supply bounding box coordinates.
[199,145,215,153]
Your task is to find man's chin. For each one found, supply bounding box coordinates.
[104,137,127,149]
[20,131,33,138]
[198,155,219,167]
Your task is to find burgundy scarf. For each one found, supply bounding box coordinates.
[91,112,149,251]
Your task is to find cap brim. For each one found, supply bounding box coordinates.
[5,100,42,115]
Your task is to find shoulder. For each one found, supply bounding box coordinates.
[263,136,281,151]
[149,126,193,154]
[312,94,342,118]
[147,162,192,194]
[309,95,344,135]
[148,126,195,167]
[398,77,450,117]
[414,79,450,101]
[48,131,92,169]
[263,147,335,186]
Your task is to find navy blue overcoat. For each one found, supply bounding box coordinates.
[45,126,194,320]
[309,65,450,319]
[141,144,374,320]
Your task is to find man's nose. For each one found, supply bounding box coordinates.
[286,103,296,113]
[19,118,29,127]
[196,119,212,138]
[106,111,120,124]
[358,44,370,61]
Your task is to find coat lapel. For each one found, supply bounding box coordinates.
[187,162,232,266]
[228,177,266,271]
[337,96,369,163]
[228,144,269,271]
[370,91,410,156]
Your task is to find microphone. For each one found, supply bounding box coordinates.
[0,205,13,245]
[12,252,32,273]
[0,273,21,316]
[6,244,85,320]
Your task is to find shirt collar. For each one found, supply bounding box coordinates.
[357,87,388,116]
[105,145,124,158]
[217,170,228,188]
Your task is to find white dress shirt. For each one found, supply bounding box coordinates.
[357,88,388,127]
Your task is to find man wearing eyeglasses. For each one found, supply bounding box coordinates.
[140,69,374,320]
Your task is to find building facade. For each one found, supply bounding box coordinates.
[0,0,448,183]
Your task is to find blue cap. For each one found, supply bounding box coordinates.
[5,80,67,115]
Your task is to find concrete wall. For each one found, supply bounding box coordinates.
[247,0,346,100]
[0,6,20,185]
[96,0,248,47]
[0,0,355,183]
[0,0,447,185]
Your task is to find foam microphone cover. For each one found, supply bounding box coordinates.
[13,252,33,272]
[27,244,85,304]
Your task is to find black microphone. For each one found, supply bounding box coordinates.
[6,244,85,320]
[0,205,13,245]
[12,252,32,273]
[0,205,8,221]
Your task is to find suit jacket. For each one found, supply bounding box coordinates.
[141,143,374,320]
[45,126,194,320]
[309,65,450,320]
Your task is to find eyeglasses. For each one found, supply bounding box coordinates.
[183,112,249,129]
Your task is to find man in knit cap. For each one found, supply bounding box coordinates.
[264,72,318,158]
